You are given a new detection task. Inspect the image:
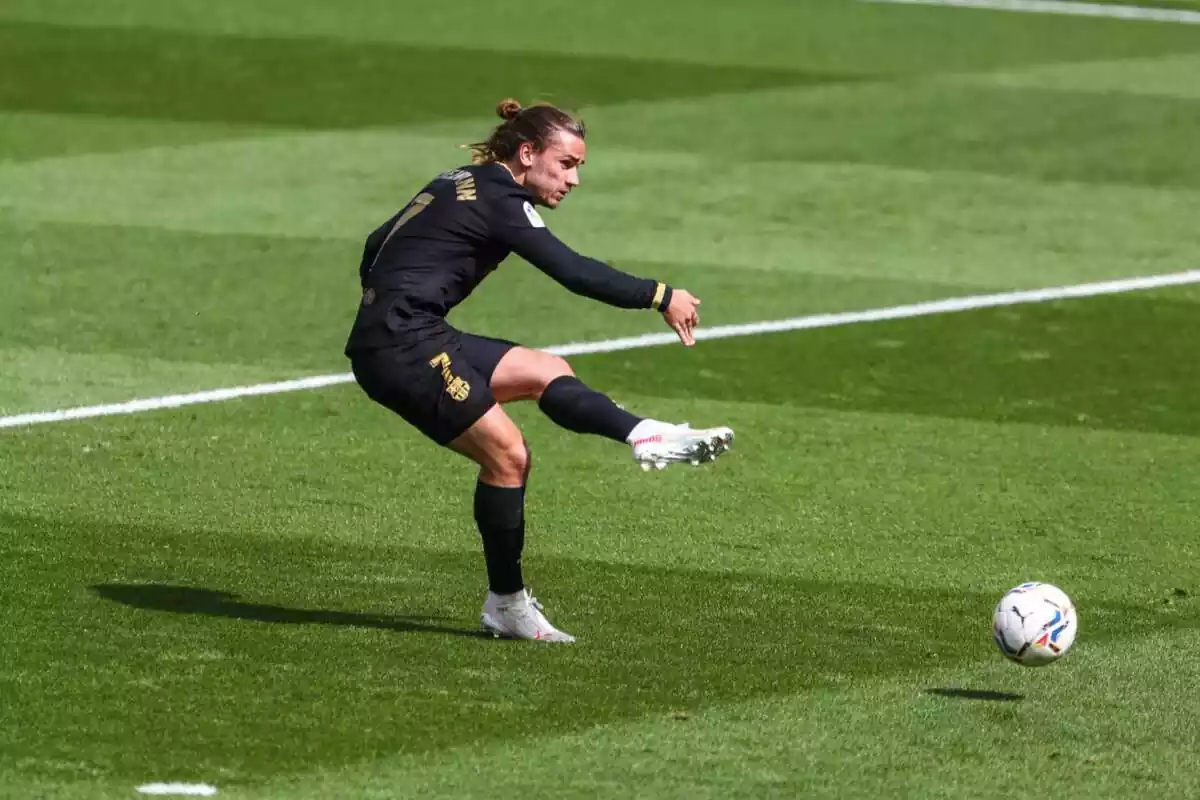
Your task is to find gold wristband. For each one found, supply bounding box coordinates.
[652,282,667,311]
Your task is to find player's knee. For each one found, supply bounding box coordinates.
[546,355,574,380]
[536,356,575,397]
[489,437,530,483]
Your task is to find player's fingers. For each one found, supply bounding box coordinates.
[673,321,694,347]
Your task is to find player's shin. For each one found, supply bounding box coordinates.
[537,375,641,442]
[473,481,525,595]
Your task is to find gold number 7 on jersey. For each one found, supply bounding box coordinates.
[395,192,435,229]
[366,192,435,273]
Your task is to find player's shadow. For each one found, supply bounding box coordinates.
[924,687,1023,702]
[90,583,490,639]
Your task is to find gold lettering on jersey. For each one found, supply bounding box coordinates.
[455,175,476,202]
[438,168,477,202]
[429,352,471,402]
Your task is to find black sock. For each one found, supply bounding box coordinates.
[538,375,642,442]
[474,481,525,595]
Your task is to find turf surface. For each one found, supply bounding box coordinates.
[2,0,1200,797]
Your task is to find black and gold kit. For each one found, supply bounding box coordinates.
[345,162,673,444]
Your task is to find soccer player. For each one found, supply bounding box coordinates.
[345,98,733,643]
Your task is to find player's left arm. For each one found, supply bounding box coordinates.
[506,222,670,310]
[493,194,701,344]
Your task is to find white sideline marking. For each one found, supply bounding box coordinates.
[866,0,1200,24]
[136,784,217,796]
[0,373,354,430]
[2,270,1199,430]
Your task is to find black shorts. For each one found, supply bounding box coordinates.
[349,325,517,446]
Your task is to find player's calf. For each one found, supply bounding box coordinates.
[537,375,642,442]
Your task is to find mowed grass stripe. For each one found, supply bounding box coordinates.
[0,347,303,420]
[948,52,1200,100]
[3,126,1198,279]
[2,3,1199,799]
[252,626,1200,800]
[5,308,1199,791]
[2,0,1199,72]
[0,111,273,164]
[581,82,1200,189]
[3,270,1198,429]
[6,384,1198,587]
[0,20,845,128]
[2,508,1197,785]
[0,214,973,402]
[4,83,1198,256]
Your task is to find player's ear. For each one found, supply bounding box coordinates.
[518,141,537,168]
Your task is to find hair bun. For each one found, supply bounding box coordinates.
[496,98,522,121]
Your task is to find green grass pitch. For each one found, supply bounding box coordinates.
[2,0,1200,797]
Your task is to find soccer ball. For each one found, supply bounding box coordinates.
[992,582,1077,666]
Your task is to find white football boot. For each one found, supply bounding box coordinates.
[480,588,576,643]
[628,421,735,471]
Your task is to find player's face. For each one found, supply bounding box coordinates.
[523,130,585,208]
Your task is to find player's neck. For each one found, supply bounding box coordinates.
[497,160,526,187]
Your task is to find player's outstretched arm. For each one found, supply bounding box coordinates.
[497,210,701,346]
[504,221,663,307]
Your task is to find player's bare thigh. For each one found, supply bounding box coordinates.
[489,346,574,404]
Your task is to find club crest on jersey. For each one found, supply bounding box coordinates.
[523,201,546,228]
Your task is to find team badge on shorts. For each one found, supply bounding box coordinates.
[429,352,471,402]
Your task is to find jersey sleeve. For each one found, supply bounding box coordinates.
[491,192,673,311]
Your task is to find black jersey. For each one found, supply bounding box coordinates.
[344,162,672,355]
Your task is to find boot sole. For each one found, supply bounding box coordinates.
[637,429,734,471]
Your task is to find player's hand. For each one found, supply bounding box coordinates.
[663,289,701,347]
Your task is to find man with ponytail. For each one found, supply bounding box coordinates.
[345,98,733,643]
